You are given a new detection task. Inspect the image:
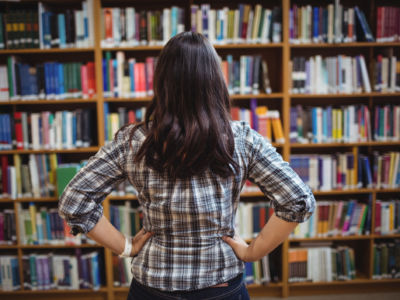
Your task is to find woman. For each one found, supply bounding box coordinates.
[59,31,315,299]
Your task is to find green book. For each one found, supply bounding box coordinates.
[56,164,80,197]
[358,204,369,235]
[7,56,15,98]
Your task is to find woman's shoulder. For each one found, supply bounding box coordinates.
[230,120,254,139]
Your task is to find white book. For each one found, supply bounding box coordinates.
[74,10,84,48]
[321,156,332,191]
[29,154,40,198]
[163,9,171,44]
[315,56,323,94]
[30,113,40,150]
[65,112,73,149]
[116,51,125,97]
[208,9,216,44]
[35,212,43,244]
[196,9,203,35]
[359,55,371,92]
[331,157,337,190]
[233,9,240,43]
[309,156,319,190]
[261,9,271,43]
[222,7,228,44]
[126,7,135,45]
[69,256,79,289]
[82,1,89,47]
[87,0,95,47]
[390,56,397,92]
[112,8,121,46]
[38,2,46,49]
[240,56,246,94]
[334,0,342,43]
[352,57,358,93]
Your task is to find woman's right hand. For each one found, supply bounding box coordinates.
[222,234,252,262]
[131,228,154,257]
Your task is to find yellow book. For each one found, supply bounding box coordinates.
[252,5,262,40]
[269,111,285,143]
[337,110,342,141]
[29,203,37,241]
[352,147,358,188]
[332,109,337,141]
[388,152,396,188]
[49,153,58,190]
[13,154,22,198]
[389,203,394,233]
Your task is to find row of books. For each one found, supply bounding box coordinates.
[2,58,96,102]
[291,55,371,94]
[289,3,373,44]
[372,241,400,279]
[244,255,279,285]
[0,110,95,151]
[104,105,146,143]
[220,55,272,95]
[372,152,400,190]
[0,256,20,291]
[291,199,372,239]
[101,6,184,47]
[236,202,273,240]
[0,209,16,245]
[288,245,356,282]
[22,250,102,290]
[0,1,94,50]
[190,4,281,44]
[376,7,400,42]
[109,202,143,238]
[375,200,400,236]
[290,105,372,144]
[290,105,400,144]
[231,104,285,144]
[374,54,400,93]
[17,203,94,246]
[102,52,155,98]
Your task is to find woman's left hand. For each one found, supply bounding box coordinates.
[131,228,154,257]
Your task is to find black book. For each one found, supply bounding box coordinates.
[120,9,126,42]
[75,109,83,147]
[36,64,45,98]
[65,9,75,46]
[82,109,93,147]
[50,13,59,48]
[139,10,147,43]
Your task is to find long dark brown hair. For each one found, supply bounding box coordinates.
[129,31,238,179]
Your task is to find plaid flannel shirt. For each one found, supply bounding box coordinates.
[58,121,315,291]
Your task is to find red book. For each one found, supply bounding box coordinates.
[87,62,96,97]
[230,107,240,121]
[104,8,113,42]
[14,112,24,149]
[128,109,136,124]
[384,7,389,40]
[139,63,146,96]
[145,57,154,96]
[377,7,383,41]
[81,65,89,99]
[375,201,382,234]
[259,206,266,229]
[134,63,141,96]
[1,156,8,195]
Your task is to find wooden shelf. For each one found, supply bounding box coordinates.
[290,42,400,48]
[0,244,18,249]
[0,288,108,294]
[0,98,97,105]
[108,195,138,201]
[20,244,102,249]
[290,141,400,148]
[372,234,400,239]
[102,43,283,51]
[289,278,376,287]
[104,93,283,103]
[0,48,95,55]
[289,235,371,242]
[0,147,99,155]
[290,92,400,98]
[0,196,59,203]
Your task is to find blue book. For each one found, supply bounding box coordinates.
[44,63,51,96]
[58,14,66,48]
[396,158,400,186]
[238,4,245,38]
[38,117,43,147]
[312,108,317,143]
[313,7,319,42]
[354,7,374,42]
[102,59,108,93]
[58,63,65,97]
[91,252,100,290]
[136,108,142,122]
[62,111,67,148]
[129,60,135,95]
[326,106,332,142]
[53,63,60,98]
[244,262,254,284]
[201,5,209,38]
[363,156,373,188]
[252,205,260,235]
[45,211,52,241]
[112,60,118,97]
[103,102,109,142]
[289,107,297,143]
[249,98,258,132]
[322,109,327,142]
[72,113,77,146]
[171,7,178,37]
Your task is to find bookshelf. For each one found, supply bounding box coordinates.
[0,0,400,299]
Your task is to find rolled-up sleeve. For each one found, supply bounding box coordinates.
[58,129,129,235]
[245,125,316,223]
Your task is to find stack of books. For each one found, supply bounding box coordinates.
[0,256,20,291]
[372,241,400,279]
[289,244,356,282]
[0,110,95,151]
[291,55,371,94]
[21,250,102,290]
[375,200,400,235]
[290,105,372,144]
[3,58,95,101]
[291,199,372,238]
[191,4,282,44]
[101,6,185,47]
[376,7,400,42]
[289,2,373,44]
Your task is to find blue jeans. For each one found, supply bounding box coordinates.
[127,274,250,300]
